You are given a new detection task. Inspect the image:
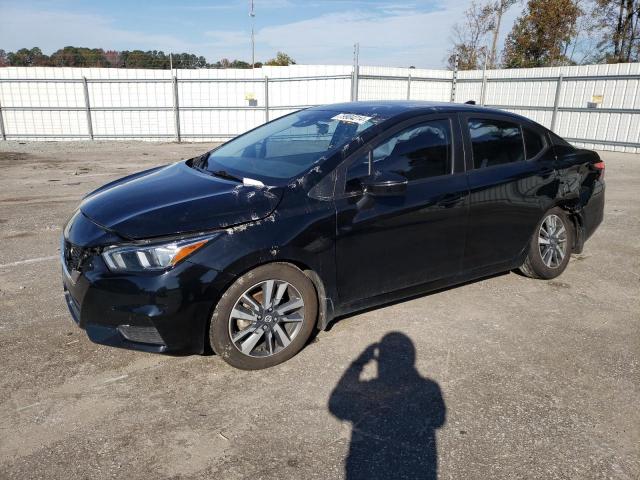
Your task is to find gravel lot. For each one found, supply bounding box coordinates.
[0,141,638,480]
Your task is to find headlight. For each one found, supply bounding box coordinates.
[102,234,217,272]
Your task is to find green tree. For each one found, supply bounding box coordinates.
[49,47,109,67]
[230,59,251,68]
[120,50,147,68]
[2,46,274,69]
[7,47,50,66]
[502,0,582,67]
[264,52,296,66]
[210,58,253,68]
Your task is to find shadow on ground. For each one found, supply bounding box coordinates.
[329,332,446,480]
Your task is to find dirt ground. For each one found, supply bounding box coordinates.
[0,141,638,480]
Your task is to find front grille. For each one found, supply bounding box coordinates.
[64,241,86,272]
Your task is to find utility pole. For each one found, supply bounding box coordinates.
[489,0,514,68]
[249,0,256,68]
[351,43,360,102]
[480,50,488,105]
[450,53,459,102]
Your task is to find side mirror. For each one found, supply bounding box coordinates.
[361,172,408,197]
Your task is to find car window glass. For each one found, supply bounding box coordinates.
[205,109,384,182]
[468,118,524,168]
[345,119,452,191]
[264,122,338,157]
[523,127,546,159]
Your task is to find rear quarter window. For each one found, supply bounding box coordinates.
[549,131,576,156]
[523,127,547,159]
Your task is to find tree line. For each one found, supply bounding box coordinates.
[0,47,296,69]
[449,0,640,69]
[1,0,638,72]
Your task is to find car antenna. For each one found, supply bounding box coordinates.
[465,100,476,105]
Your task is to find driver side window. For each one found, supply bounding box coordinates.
[346,119,452,192]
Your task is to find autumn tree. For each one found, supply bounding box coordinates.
[447,1,494,69]
[0,49,8,67]
[502,0,582,67]
[488,0,518,67]
[264,52,296,66]
[104,50,122,67]
[447,0,517,70]
[591,0,640,62]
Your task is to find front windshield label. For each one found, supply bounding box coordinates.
[331,113,373,125]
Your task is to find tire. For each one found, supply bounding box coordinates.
[519,207,574,280]
[209,262,318,370]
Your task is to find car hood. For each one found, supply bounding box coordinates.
[80,161,283,239]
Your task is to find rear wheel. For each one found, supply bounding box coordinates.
[209,263,317,370]
[519,207,573,279]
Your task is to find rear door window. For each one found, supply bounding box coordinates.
[468,118,524,169]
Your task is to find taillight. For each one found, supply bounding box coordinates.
[593,161,605,180]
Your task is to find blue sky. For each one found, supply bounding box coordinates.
[0,0,522,68]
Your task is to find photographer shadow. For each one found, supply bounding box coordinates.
[329,332,446,480]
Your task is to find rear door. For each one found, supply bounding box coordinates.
[460,113,557,272]
[334,114,468,304]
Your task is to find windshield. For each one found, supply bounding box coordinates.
[203,109,382,182]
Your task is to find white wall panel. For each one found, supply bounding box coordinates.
[0,64,638,151]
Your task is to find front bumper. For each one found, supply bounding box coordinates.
[61,242,230,354]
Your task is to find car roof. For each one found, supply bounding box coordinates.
[308,100,532,123]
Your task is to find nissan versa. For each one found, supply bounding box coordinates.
[61,101,605,369]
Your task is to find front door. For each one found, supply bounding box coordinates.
[334,115,469,304]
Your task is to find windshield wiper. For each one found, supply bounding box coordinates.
[210,170,242,183]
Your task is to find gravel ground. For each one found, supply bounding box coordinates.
[0,141,638,480]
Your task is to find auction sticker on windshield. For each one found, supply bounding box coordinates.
[331,113,373,125]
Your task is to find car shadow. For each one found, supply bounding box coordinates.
[328,332,446,480]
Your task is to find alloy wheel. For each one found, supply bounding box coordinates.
[228,279,305,358]
[538,214,568,268]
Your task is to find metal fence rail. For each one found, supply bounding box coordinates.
[1,65,639,151]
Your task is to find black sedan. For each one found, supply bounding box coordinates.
[61,101,605,369]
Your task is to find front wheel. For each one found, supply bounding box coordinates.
[519,207,574,279]
[209,263,317,370]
